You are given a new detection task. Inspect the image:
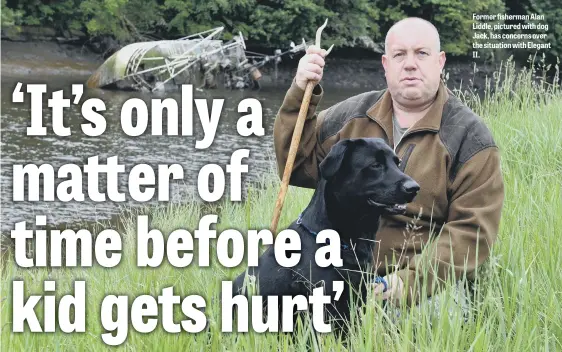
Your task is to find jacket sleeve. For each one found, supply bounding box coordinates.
[273,79,331,189]
[395,146,505,306]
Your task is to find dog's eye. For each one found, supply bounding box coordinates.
[371,162,383,169]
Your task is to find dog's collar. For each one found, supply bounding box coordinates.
[296,213,351,250]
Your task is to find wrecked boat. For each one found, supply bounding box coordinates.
[86,27,306,92]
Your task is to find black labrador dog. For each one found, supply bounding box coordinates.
[228,137,420,334]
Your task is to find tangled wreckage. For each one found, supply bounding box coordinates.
[86,27,307,92]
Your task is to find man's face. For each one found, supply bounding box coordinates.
[382,21,446,108]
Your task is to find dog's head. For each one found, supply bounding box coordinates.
[319,138,420,216]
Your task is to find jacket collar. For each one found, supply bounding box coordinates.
[366,80,450,138]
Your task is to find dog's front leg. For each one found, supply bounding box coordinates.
[227,246,298,331]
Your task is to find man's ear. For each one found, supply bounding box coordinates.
[439,51,446,70]
[319,139,351,180]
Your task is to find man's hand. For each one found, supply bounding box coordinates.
[295,46,327,90]
[373,273,405,304]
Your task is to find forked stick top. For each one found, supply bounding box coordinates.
[315,19,334,55]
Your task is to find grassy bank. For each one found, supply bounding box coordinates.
[2,58,561,351]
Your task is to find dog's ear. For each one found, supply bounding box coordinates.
[319,139,352,180]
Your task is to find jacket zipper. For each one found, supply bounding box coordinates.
[394,127,439,153]
[367,114,438,153]
[399,144,415,172]
[394,126,412,153]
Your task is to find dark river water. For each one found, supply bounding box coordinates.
[1,74,365,233]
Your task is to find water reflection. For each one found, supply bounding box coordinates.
[1,75,363,232]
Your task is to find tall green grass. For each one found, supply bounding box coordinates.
[2,57,561,351]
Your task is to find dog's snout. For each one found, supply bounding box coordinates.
[402,180,420,195]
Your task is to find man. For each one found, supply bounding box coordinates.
[273,17,504,307]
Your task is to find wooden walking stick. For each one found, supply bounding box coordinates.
[270,19,334,234]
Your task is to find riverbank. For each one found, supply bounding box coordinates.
[1,38,503,91]
[1,40,101,78]
[0,38,555,239]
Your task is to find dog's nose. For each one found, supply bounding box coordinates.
[402,180,420,195]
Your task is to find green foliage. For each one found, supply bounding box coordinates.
[4,0,79,30]
[1,0,24,26]
[80,0,130,40]
[370,0,505,55]
[248,1,332,45]
[526,0,562,58]
[1,0,560,61]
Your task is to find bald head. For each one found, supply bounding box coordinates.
[385,17,441,55]
[381,17,446,111]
